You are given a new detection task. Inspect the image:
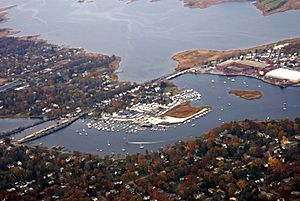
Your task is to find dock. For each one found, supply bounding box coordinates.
[16,116,79,144]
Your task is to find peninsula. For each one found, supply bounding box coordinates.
[129,0,300,15]
[0,6,131,119]
[183,0,300,15]
[172,38,300,87]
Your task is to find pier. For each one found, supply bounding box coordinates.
[16,116,79,144]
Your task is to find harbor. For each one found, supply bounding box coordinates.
[8,73,300,156]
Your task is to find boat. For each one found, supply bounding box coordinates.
[96,148,99,151]
[211,79,215,83]
[192,124,195,127]
[122,148,126,152]
[228,103,231,106]
[139,144,145,149]
[107,141,111,146]
[231,78,235,82]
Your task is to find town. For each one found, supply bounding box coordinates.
[173,38,300,87]
[1,118,299,200]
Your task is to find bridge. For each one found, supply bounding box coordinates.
[165,70,189,80]
[16,116,80,144]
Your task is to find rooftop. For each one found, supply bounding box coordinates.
[266,68,300,83]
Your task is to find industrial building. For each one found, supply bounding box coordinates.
[265,68,300,83]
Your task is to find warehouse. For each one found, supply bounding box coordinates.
[265,68,300,83]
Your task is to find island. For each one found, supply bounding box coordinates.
[1,118,300,200]
[229,90,263,100]
[172,38,300,87]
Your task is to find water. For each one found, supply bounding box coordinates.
[1,0,300,155]
[0,118,40,133]
[14,74,300,155]
[1,0,300,82]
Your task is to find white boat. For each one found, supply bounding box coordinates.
[122,148,126,152]
[231,78,235,82]
[96,148,99,151]
[192,124,195,127]
[139,144,145,149]
[107,141,111,146]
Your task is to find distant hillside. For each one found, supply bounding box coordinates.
[1,118,300,200]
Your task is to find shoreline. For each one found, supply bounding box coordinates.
[172,38,300,71]
[129,0,300,15]
[172,38,300,88]
[228,89,263,100]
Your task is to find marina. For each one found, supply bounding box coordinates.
[1,0,300,156]
[9,73,300,155]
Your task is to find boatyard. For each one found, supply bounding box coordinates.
[84,89,208,133]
